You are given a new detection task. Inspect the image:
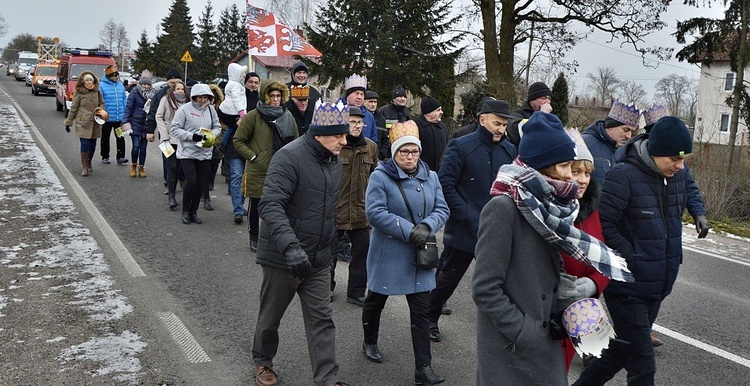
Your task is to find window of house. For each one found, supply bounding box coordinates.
[724,72,736,91]
[720,113,731,132]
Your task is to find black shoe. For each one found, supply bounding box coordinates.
[441,303,453,315]
[168,195,178,210]
[250,236,258,252]
[179,180,185,189]
[203,198,213,211]
[415,366,444,385]
[243,209,249,216]
[429,323,441,342]
[181,211,191,224]
[116,157,129,164]
[190,213,203,224]
[209,182,214,191]
[362,342,383,363]
[234,214,243,224]
[346,296,365,307]
[102,158,111,164]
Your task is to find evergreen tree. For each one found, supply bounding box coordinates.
[551,72,570,126]
[131,30,155,75]
[216,4,247,73]
[194,1,220,82]
[305,0,465,119]
[459,83,493,125]
[152,0,195,78]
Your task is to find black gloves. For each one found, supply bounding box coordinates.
[285,243,312,279]
[694,215,709,238]
[65,125,71,133]
[192,133,206,142]
[409,223,431,246]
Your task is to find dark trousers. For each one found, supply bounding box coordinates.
[100,121,126,160]
[428,246,474,323]
[164,145,179,194]
[203,157,221,200]
[252,265,338,386]
[247,197,261,237]
[573,293,662,386]
[180,159,210,214]
[331,228,369,298]
[362,290,432,368]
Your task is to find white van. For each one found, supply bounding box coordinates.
[16,51,39,81]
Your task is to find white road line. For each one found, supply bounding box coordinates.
[6,89,146,277]
[652,324,750,369]
[684,245,750,268]
[157,312,211,363]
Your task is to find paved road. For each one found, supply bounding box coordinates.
[1,74,749,385]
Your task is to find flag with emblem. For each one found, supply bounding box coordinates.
[245,2,322,57]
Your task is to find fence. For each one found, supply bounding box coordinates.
[691,142,750,221]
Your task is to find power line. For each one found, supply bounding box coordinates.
[580,38,701,74]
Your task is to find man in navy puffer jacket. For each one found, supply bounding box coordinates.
[574,116,695,386]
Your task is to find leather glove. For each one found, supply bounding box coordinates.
[192,133,206,142]
[285,243,312,279]
[65,125,71,133]
[409,223,431,246]
[574,277,598,298]
[694,215,709,239]
[558,273,579,299]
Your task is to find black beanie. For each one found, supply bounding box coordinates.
[420,97,441,115]
[392,84,407,99]
[166,67,182,80]
[519,112,577,170]
[527,82,551,102]
[648,116,692,156]
[604,117,627,129]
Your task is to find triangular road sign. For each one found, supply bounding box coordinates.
[181,51,193,62]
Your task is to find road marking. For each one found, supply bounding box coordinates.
[684,245,750,268]
[652,324,750,369]
[157,312,211,363]
[4,88,145,277]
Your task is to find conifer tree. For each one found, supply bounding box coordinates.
[551,72,570,126]
[216,4,247,72]
[194,1,220,82]
[152,0,195,78]
[131,30,155,75]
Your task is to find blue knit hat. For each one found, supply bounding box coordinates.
[648,116,692,156]
[519,112,577,170]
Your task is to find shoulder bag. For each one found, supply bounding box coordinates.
[396,181,439,269]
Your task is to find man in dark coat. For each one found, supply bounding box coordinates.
[364,90,390,160]
[286,61,321,110]
[245,71,261,112]
[251,102,348,386]
[379,84,413,127]
[574,117,695,386]
[285,85,313,136]
[428,100,517,342]
[414,96,448,172]
[507,81,553,146]
[582,100,641,184]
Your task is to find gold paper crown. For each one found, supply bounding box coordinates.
[608,100,641,127]
[643,104,669,126]
[389,120,420,144]
[311,100,349,127]
[345,74,368,91]
[290,85,310,99]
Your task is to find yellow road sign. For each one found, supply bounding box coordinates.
[181,51,193,63]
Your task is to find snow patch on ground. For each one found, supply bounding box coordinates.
[58,331,147,383]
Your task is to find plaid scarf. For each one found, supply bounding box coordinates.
[490,158,633,283]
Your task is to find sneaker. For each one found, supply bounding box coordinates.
[102,158,111,164]
[116,157,129,164]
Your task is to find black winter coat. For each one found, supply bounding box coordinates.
[414,115,448,172]
[256,132,343,272]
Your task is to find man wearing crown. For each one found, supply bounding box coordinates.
[251,101,349,386]
[286,85,314,136]
[340,74,378,144]
[582,100,641,184]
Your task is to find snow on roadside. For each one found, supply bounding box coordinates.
[0,102,145,384]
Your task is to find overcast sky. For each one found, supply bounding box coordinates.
[0,1,727,100]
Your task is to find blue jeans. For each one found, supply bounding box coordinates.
[227,157,245,215]
[131,135,148,165]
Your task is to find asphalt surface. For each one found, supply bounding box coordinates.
[1,73,749,385]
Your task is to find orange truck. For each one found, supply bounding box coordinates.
[56,49,115,113]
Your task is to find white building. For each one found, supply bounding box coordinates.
[693,59,749,145]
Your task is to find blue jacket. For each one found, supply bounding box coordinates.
[365,159,449,295]
[582,120,617,185]
[339,97,378,143]
[99,77,127,122]
[123,89,149,137]
[600,135,688,300]
[439,125,516,252]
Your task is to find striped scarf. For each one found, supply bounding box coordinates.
[490,158,633,283]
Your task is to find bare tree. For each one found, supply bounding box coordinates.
[618,80,648,107]
[0,14,7,38]
[654,74,691,119]
[587,67,621,107]
[267,0,322,29]
[100,19,130,70]
[100,19,118,51]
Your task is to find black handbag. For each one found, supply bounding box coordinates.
[396,181,439,269]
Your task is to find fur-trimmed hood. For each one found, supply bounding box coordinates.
[260,80,289,104]
[209,83,224,110]
[75,70,100,94]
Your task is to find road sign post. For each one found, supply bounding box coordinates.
[181,50,193,81]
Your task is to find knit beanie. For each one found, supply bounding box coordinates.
[139,77,152,85]
[519,112,577,170]
[166,67,183,80]
[392,84,407,99]
[420,97,441,115]
[648,116,692,156]
[527,82,551,102]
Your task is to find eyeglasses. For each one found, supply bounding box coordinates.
[348,120,364,127]
[398,149,421,157]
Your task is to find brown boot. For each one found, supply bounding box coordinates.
[129,163,137,177]
[651,332,664,347]
[87,152,94,173]
[255,365,278,386]
[138,165,147,178]
[80,153,89,177]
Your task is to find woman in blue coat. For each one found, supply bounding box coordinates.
[123,77,155,177]
[362,127,449,386]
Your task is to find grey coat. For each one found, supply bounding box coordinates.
[472,195,567,386]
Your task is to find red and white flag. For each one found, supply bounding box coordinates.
[245,2,322,57]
